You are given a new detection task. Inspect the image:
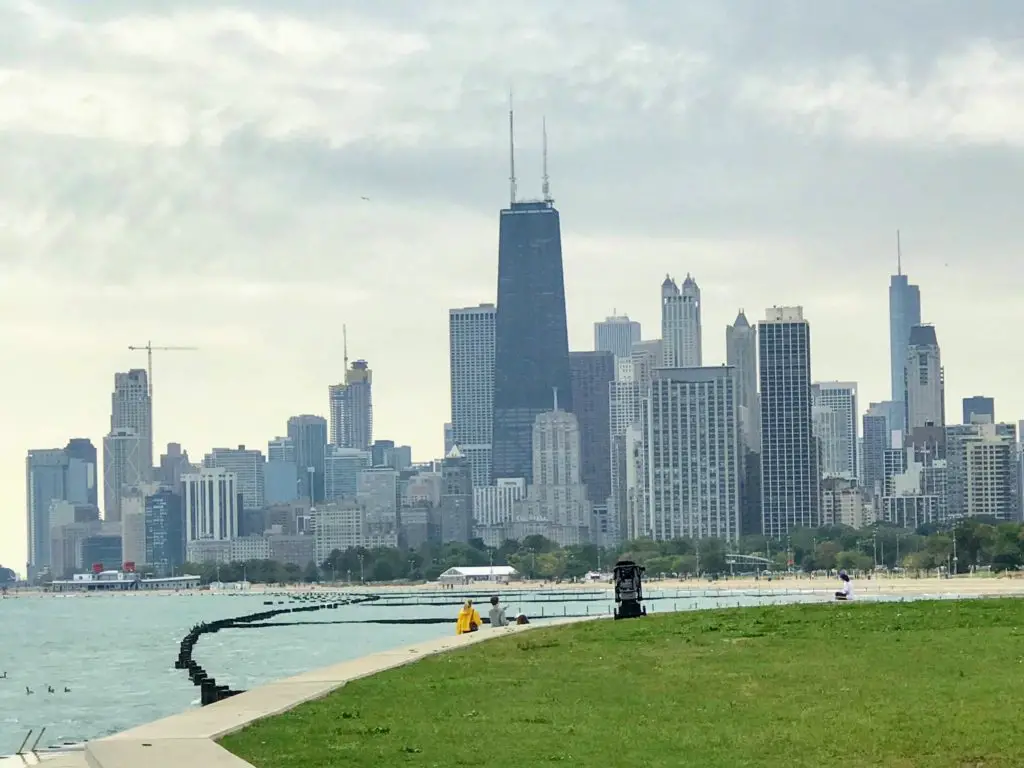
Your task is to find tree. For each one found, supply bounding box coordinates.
[0,566,15,584]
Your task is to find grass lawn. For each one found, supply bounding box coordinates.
[222,598,1024,768]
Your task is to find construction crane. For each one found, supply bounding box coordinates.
[127,341,199,397]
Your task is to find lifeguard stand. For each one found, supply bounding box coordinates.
[613,560,647,620]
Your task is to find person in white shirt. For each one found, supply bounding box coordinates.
[488,595,508,627]
[835,570,853,601]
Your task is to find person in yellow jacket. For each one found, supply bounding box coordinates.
[456,599,482,635]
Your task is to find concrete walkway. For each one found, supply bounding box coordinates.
[84,616,597,768]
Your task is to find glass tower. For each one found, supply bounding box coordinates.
[491,200,573,483]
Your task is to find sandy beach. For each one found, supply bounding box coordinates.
[6,573,1024,599]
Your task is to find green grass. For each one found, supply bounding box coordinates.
[221,598,1024,768]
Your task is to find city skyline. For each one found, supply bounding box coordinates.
[5,1,1024,570]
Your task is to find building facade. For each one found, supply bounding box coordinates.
[440,446,474,544]
[145,488,184,575]
[962,396,995,425]
[811,382,858,480]
[491,199,573,484]
[324,446,372,502]
[759,306,820,537]
[102,428,145,523]
[329,360,373,451]
[204,445,266,510]
[182,467,240,542]
[594,314,641,360]
[287,415,328,503]
[642,367,741,542]
[661,274,702,368]
[904,325,944,431]
[569,351,615,508]
[449,303,496,489]
[726,310,759,451]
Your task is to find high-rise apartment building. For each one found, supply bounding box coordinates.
[945,422,1018,520]
[329,360,374,451]
[726,310,759,450]
[356,467,400,548]
[569,351,615,508]
[102,428,145,523]
[889,259,921,433]
[492,194,573,485]
[862,401,895,497]
[903,325,944,431]
[64,438,98,508]
[642,367,741,542]
[449,303,496,488]
[594,315,641,360]
[109,369,153,478]
[962,396,995,425]
[204,445,266,510]
[811,382,858,480]
[759,306,819,537]
[182,467,240,542]
[26,448,80,579]
[661,274,702,368]
[287,415,328,503]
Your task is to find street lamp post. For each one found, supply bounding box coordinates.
[358,554,365,583]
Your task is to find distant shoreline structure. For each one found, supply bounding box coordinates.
[47,569,201,593]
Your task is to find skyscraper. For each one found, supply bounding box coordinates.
[759,307,819,537]
[102,428,145,522]
[145,488,184,576]
[904,325,944,430]
[811,382,858,480]
[287,415,328,503]
[64,438,98,508]
[726,310,759,450]
[440,446,474,544]
[26,449,71,579]
[449,303,496,488]
[661,274,702,368]
[182,467,239,542]
[642,367,741,542]
[888,243,922,432]
[328,360,373,451]
[594,315,641,360]
[204,445,266,510]
[109,369,153,477]
[491,116,573,484]
[569,351,615,507]
[862,401,895,497]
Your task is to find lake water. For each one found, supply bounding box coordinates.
[0,586,827,754]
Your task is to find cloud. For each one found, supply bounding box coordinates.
[739,41,1024,147]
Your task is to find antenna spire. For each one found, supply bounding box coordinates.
[542,116,552,203]
[896,229,902,276]
[508,91,517,206]
[343,324,349,372]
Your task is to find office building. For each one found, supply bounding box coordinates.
[81,535,123,571]
[513,401,592,547]
[356,467,400,548]
[329,360,374,451]
[182,467,240,542]
[204,445,266,510]
[264,460,298,505]
[449,303,496,488]
[963,396,995,425]
[473,478,527,546]
[889,258,921,432]
[443,423,454,455]
[491,181,573,484]
[371,440,412,472]
[594,314,641,360]
[26,449,74,579]
[64,438,98,507]
[268,436,295,463]
[811,382,858,480]
[904,325,944,430]
[759,307,819,537]
[661,274,702,368]
[110,369,153,480]
[324,446,371,502]
[120,490,148,566]
[726,311,759,450]
[287,415,328,503]
[440,446,474,544]
[569,351,615,507]
[102,428,145,523]
[821,477,872,529]
[145,488,184,576]
[880,446,947,528]
[641,367,740,542]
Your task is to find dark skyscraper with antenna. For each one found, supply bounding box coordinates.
[491,108,573,484]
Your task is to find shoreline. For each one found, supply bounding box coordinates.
[5,573,1024,600]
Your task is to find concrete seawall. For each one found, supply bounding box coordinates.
[83,616,598,768]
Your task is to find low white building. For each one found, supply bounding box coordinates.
[437,565,518,585]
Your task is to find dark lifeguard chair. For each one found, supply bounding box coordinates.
[613,560,647,620]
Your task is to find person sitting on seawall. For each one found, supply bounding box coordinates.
[489,595,508,628]
[835,570,853,601]
[456,599,483,635]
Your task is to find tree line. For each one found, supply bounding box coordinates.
[173,518,1024,585]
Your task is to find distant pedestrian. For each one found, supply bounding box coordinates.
[835,570,853,601]
[456,599,482,635]
[488,595,507,628]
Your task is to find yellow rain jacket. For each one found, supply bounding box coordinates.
[456,605,483,635]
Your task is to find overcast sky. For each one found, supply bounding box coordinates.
[3,1,1024,572]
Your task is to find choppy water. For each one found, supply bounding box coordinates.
[0,586,827,753]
